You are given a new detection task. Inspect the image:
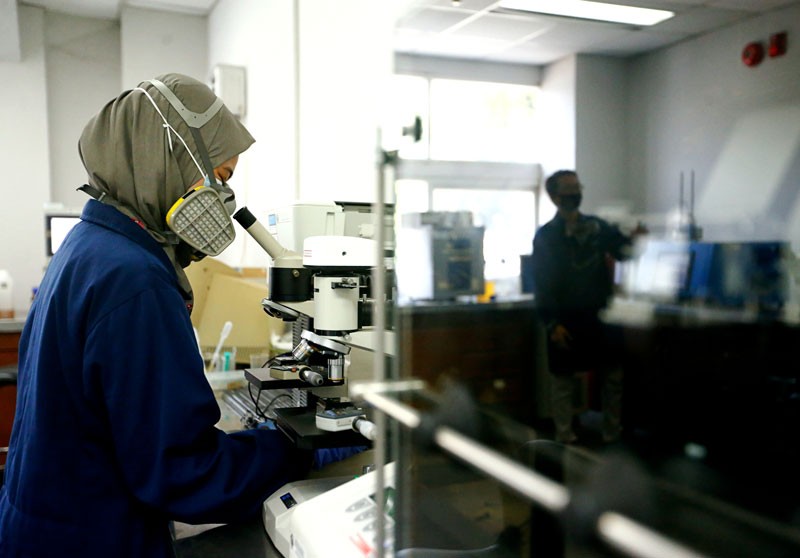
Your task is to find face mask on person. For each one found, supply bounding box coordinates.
[558,194,582,212]
[176,239,205,267]
[171,175,236,267]
[214,177,236,215]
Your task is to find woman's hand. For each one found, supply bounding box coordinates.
[550,324,572,349]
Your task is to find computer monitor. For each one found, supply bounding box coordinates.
[624,240,692,302]
[651,250,692,297]
[624,239,787,310]
[45,213,81,257]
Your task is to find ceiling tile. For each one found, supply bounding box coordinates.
[419,0,500,11]
[707,0,800,11]
[126,0,217,16]
[395,31,515,59]
[22,0,121,20]
[396,6,477,33]
[605,0,707,7]
[451,12,552,41]
[592,29,691,55]
[522,17,642,48]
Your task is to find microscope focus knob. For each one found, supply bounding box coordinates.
[298,366,324,386]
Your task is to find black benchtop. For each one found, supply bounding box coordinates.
[173,513,281,558]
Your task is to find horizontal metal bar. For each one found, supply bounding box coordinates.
[434,425,569,513]
[360,391,566,512]
[361,392,421,429]
[598,512,709,558]
[350,379,427,398]
[359,385,713,558]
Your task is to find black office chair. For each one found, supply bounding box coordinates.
[0,366,18,489]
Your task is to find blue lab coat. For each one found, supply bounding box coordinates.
[0,200,300,557]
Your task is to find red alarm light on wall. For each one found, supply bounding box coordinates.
[768,32,788,57]
[742,41,765,67]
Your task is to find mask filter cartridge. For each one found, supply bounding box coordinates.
[166,185,236,256]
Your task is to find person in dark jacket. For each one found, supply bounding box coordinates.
[532,170,640,445]
[0,74,308,557]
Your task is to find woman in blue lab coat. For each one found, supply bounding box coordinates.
[0,74,307,557]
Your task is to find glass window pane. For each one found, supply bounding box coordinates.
[538,189,556,226]
[395,179,430,215]
[429,79,539,163]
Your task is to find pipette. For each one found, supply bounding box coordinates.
[208,321,233,372]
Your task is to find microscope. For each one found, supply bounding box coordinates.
[232,204,385,434]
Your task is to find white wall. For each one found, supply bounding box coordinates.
[208,0,400,269]
[0,0,21,62]
[44,8,205,208]
[208,0,297,269]
[297,0,400,202]
[395,53,542,85]
[576,55,629,213]
[536,54,629,220]
[3,0,404,284]
[120,6,207,90]
[0,6,207,315]
[45,12,120,208]
[536,55,576,224]
[538,55,577,176]
[0,6,50,315]
[628,3,800,245]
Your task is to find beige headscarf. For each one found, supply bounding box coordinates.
[78,73,255,302]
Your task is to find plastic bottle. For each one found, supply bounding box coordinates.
[0,270,14,319]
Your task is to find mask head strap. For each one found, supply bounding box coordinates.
[147,79,224,187]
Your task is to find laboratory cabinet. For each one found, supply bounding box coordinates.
[0,331,20,367]
[0,321,22,472]
[395,298,546,427]
[618,313,800,525]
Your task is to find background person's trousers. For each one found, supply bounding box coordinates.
[550,367,623,444]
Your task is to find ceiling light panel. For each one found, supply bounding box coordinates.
[498,0,675,26]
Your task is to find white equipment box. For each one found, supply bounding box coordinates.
[263,463,396,558]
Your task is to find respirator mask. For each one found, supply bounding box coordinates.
[558,194,582,212]
[138,79,236,258]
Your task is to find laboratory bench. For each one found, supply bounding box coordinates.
[176,392,377,557]
[173,514,282,558]
[176,297,800,556]
[173,441,380,558]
